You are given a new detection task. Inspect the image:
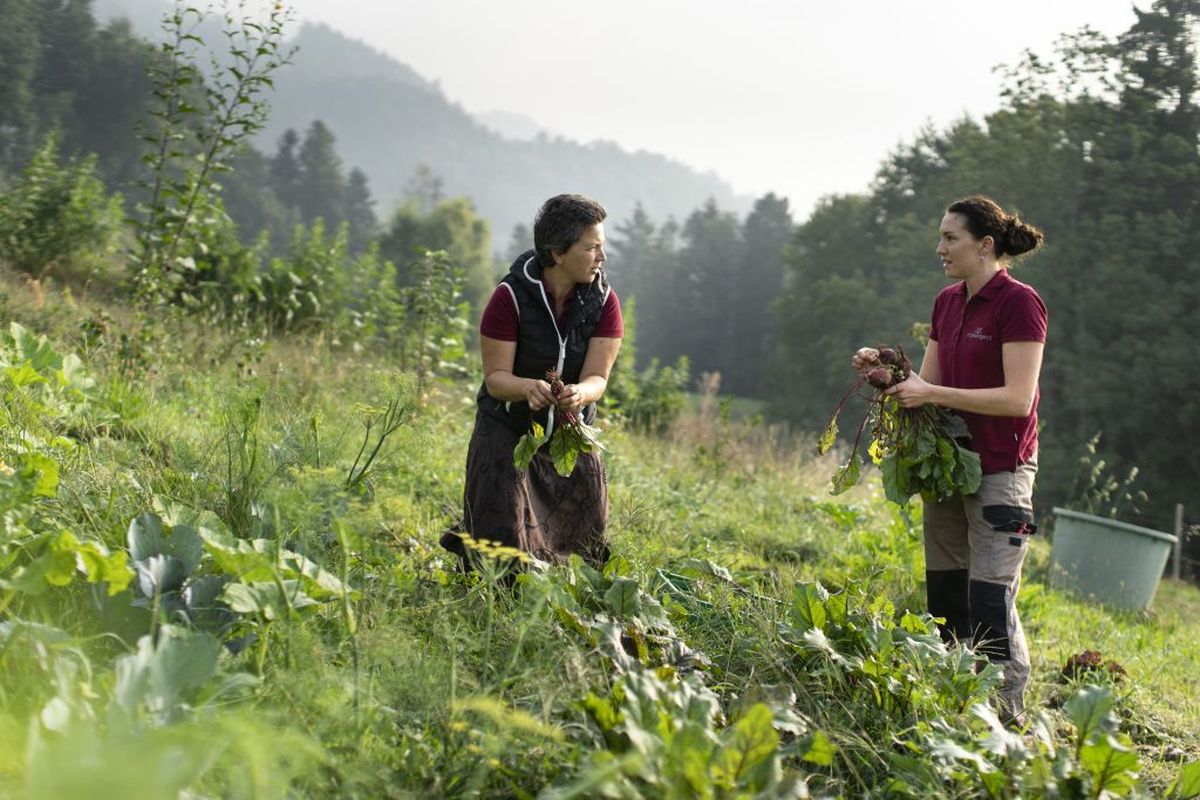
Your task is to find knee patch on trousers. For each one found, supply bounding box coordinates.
[969,579,1011,661]
[983,504,1037,536]
[983,505,1037,549]
[926,569,970,643]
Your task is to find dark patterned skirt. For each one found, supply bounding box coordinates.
[440,411,610,568]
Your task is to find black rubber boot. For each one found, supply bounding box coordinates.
[969,578,1012,661]
[926,569,971,645]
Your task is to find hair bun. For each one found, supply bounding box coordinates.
[1004,215,1044,258]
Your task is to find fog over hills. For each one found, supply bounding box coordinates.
[93,1,752,246]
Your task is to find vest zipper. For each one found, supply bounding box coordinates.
[523,257,568,439]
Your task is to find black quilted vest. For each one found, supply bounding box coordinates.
[476,249,610,435]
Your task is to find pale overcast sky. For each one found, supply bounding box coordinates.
[282,0,1139,218]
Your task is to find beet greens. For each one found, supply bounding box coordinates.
[513,370,605,476]
[818,346,982,504]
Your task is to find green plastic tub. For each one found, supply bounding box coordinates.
[1050,507,1178,610]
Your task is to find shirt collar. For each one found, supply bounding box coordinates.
[958,268,1012,301]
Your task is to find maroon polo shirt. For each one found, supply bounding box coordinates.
[929,268,1047,474]
[479,284,623,341]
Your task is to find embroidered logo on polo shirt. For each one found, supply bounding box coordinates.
[966,327,993,341]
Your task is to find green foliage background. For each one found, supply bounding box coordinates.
[771,2,1200,523]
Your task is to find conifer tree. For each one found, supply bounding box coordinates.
[269,128,303,211]
[344,167,377,253]
[296,119,346,225]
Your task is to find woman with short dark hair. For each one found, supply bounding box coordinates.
[441,193,623,567]
[861,194,1047,723]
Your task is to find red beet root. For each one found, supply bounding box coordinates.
[867,367,894,389]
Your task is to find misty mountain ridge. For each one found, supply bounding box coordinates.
[261,22,752,244]
[92,0,752,247]
[475,109,559,142]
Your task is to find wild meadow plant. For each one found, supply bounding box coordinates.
[1,191,1198,799]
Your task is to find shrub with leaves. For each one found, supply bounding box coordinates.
[0,133,123,278]
[132,1,293,300]
[395,249,470,392]
[1,324,131,608]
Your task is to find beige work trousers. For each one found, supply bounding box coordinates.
[923,457,1037,721]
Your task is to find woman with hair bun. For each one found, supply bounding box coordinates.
[861,194,1047,723]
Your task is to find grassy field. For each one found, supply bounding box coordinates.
[0,278,1197,798]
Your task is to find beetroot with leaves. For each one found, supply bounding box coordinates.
[819,344,981,504]
[513,370,605,477]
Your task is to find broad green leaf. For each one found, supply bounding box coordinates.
[602,554,634,578]
[513,422,545,470]
[59,353,95,391]
[899,611,931,634]
[954,445,983,496]
[549,427,579,477]
[817,414,839,455]
[128,513,167,562]
[1080,734,1139,797]
[790,583,828,631]
[22,453,60,498]
[1065,685,1117,742]
[574,558,612,594]
[10,322,62,373]
[578,690,619,729]
[824,592,849,626]
[136,555,187,598]
[6,362,45,388]
[163,524,205,574]
[676,558,734,583]
[604,578,641,618]
[880,454,910,505]
[800,730,837,766]
[221,580,317,620]
[555,607,597,645]
[712,703,778,785]
[280,550,354,601]
[916,428,937,458]
[9,533,76,593]
[183,575,234,631]
[830,454,860,495]
[1167,762,1200,799]
[971,703,1027,759]
[44,531,82,586]
[201,531,275,580]
[74,541,133,595]
[592,621,633,672]
[113,624,220,718]
[665,723,714,790]
[928,738,994,771]
[942,411,971,439]
[127,514,203,574]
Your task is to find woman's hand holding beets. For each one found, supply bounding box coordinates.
[886,372,935,408]
[554,383,586,414]
[525,379,556,411]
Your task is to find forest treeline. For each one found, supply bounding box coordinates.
[2,0,1199,527]
[771,0,1200,522]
